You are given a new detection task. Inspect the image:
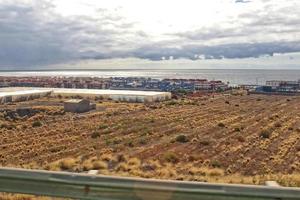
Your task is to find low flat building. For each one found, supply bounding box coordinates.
[51,88,171,103]
[0,88,52,104]
[0,87,171,103]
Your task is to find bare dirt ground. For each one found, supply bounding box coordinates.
[1,94,300,187]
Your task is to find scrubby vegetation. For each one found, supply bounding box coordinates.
[260,129,272,139]
[218,122,225,128]
[1,94,300,188]
[163,152,179,163]
[32,121,42,127]
[175,134,189,143]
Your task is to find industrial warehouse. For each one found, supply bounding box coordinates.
[0,87,171,103]
[0,88,52,104]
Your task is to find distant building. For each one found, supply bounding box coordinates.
[64,99,94,113]
[266,80,282,88]
[266,80,299,92]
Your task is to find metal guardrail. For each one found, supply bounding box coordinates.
[0,167,300,200]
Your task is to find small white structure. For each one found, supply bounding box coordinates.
[64,99,93,113]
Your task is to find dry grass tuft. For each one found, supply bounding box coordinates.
[92,161,107,170]
[59,158,76,170]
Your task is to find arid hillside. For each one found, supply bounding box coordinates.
[1,94,300,186]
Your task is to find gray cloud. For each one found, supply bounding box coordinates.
[129,41,300,60]
[0,0,147,68]
[0,2,75,67]
[0,0,300,68]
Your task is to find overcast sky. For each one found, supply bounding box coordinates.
[1,0,300,69]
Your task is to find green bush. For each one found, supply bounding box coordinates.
[126,140,134,147]
[166,100,178,106]
[211,160,222,168]
[32,121,42,127]
[175,134,189,143]
[199,140,210,146]
[260,129,271,139]
[99,124,109,129]
[234,127,241,132]
[218,122,225,128]
[163,152,179,163]
[0,123,16,130]
[139,138,147,145]
[91,131,100,139]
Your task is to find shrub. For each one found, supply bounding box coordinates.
[260,129,271,139]
[99,124,109,129]
[128,158,141,166]
[0,123,6,129]
[199,140,210,146]
[234,127,241,132]
[274,122,282,128]
[116,154,127,162]
[112,139,121,145]
[82,160,93,171]
[175,134,189,143]
[105,139,112,145]
[60,158,76,170]
[0,123,16,130]
[21,124,28,129]
[139,138,147,145]
[163,152,179,163]
[32,121,42,127]
[92,161,107,170]
[166,100,178,106]
[91,131,100,139]
[237,135,245,142]
[211,160,222,168]
[208,168,224,176]
[218,122,225,128]
[126,140,134,147]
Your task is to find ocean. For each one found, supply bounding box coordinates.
[0,69,300,86]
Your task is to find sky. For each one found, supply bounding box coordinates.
[0,0,300,70]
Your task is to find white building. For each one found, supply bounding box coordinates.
[0,87,171,103]
[0,88,52,104]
